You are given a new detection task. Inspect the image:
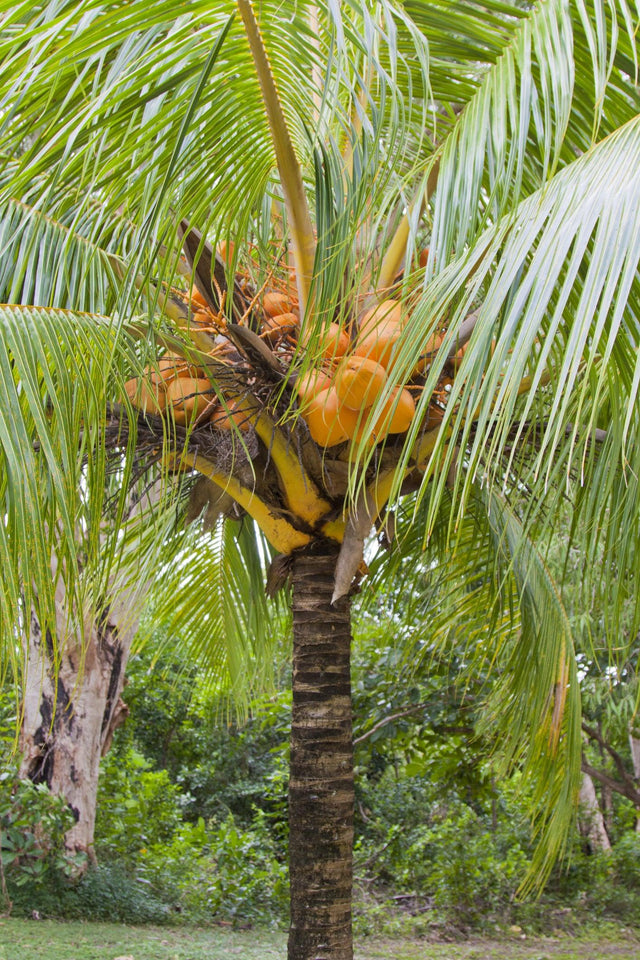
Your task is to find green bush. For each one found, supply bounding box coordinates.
[425,804,528,924]
[138,811,289,926]
[7,861,172,923]
[94,743,185,861]
[94,738,288,927]
[611,831,640,888]
[0,762,84,895]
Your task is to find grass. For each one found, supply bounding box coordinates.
[0,919,638,960]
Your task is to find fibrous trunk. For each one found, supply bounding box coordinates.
[288,544,354,960]
[19,603,132,865]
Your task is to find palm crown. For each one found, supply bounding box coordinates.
[1,1,639,957]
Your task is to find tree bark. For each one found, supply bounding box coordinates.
[288,543,354,960]
[578,771,611,852]
[19,578,136,865]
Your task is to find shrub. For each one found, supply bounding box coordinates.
[0,761,84,895]
[94,743,185,861]
[147,811,289,926]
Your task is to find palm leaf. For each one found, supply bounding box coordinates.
[382,0,639,282]
[0,302,161,652]
[363,482,580,887]
[0,195,130,311]
[145,514,286,705]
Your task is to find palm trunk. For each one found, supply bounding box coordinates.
[288,544,354,960]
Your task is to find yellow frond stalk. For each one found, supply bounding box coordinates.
[178,450,311,554]
[251,409,333,526]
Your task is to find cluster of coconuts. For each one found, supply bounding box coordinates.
[291,299,420,449]
[123,352,248,430]
[125,245,447,448]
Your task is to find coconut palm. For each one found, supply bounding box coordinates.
[1,0,639,957]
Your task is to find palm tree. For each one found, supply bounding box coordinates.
[1,1,639,957]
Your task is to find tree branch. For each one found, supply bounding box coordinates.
[582,722,635,788]
[353,702,473,745]
[581,759,640,808]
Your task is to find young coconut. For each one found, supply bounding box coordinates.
[302,386,361,447]
[334,356,388,410]
[124,376,166,417]
[351,387,415,449]
[371,386,415,436]
[354,299,403,368]
[263,290,293,318]
[209,398,253,432]
[150,352,201,385]
[166,376,214,425]
[302,322,351,364]
[190,287,210,310]
[294,365,333,404]
[262,312,299,344]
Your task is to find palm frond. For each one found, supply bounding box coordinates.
[421,0,640,271]
[0,196,130,312]
[357,113,640,642]
[145,514,285,706]
[363,482,580,887]
[0,302,163,653]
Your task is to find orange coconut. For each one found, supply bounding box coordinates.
[334,356,388,410]
[354,299,404,368]
[124,377,166,417]
[209,398,252,432]
[302,386,361,447]
[303,322,351,363]
[352,387,415,446]
[294,366,333,403]
[373,387,415,435]
[261,311,299,344]
[359,299,402,331]
[263,290,292,318]
[190,287,209,309]
[148,352,197,385]
[166,377,214,424]
[354,320,402,369]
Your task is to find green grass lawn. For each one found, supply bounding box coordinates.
[0,919,638,960]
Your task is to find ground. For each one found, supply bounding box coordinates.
[0,919,638,960]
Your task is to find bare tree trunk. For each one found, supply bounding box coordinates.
[18,486,161,864]
[578,771,611,852]
[288,544,354,960]
[19,600,132,866]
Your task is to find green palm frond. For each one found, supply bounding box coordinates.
[364,482,580,887]
[146,514,286,704]
[0,2,426,270]
[0,302,157,647]
[479,489,580,889]
[413,0,640,271]
[0,0,638,897]
[0,195,131,311]
[358,113,640,635]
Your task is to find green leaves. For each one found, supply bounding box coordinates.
[146,515,285,702]
[0,302,169,662]
[1,0,639,893]
[364,483,581,887]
